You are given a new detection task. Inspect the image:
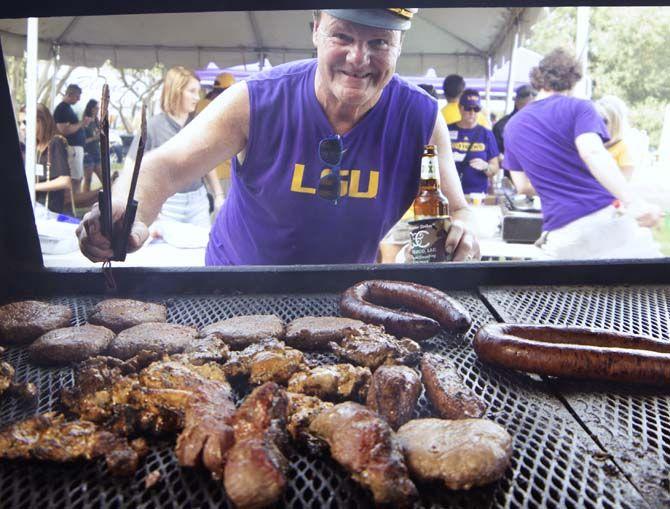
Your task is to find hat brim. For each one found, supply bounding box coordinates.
[322,9,412,31]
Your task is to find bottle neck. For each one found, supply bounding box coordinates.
[421,155,439,181]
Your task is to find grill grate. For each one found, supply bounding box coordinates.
[481,284,670,507]
[0,292,645,508]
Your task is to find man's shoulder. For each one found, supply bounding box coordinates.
[53,101,71,116]
[248,59,315,84]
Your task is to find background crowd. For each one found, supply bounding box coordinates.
[20,42,665,262]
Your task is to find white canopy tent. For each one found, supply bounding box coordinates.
[0,8,543,76]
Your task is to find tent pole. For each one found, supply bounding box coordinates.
[504,24,520,115]
[484,55,492,114]
[575,6,591,99]
[49,44,61,110]
[25,17,38,209]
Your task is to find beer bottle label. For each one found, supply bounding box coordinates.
[421,156,438,180]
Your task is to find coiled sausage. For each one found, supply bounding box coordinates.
[339,280,471,340]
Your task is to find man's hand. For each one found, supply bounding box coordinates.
[626,200,664,228]
[76,200,149,262]
[445,219,481,261]
[468,158,489,171]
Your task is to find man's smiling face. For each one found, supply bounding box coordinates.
[313,12,402,111]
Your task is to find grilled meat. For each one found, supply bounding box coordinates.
[287,364,370,402]
[107,322,198,360]
[309,402,418,507]
[366,365,421,430]
[420,353,486,419]
[224,382,289,509]
[28,324,116,365]
[330,324,421,370]
[175,335,230,365]
[63,353,236,477]
[88,299,167,333]
[200,315,285,350]
[397,418,512,490]
[285,316,364,350]
[0,300,72,345]
[0,412,148,476]
[224,339,307,385]
[0,361,37,401]
[286,392,333,452]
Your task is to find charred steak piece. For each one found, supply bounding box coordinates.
[28,324,116,365]
[200,315,285,349]
[397,418,512,490]
[177,335,230,365]
[421,353,486,419]
[107,322,198,360]
[0,362,37,401]
[88,299,167,333]
[285,316,364,350]
[0,301,72,345]
[366,365,421,430]
[0,412,148,476]
[309,402,418,507]
[330,324,421,370]
[224,382,290,509]
[287,364,371,402]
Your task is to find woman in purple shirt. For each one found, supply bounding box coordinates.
[77,9,481,265]
[503,48,661,259]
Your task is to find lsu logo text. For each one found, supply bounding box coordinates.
[290,164,379,199]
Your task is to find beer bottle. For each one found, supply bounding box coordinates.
[413,145,449,219]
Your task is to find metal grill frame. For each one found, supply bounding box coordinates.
[481,284,670,508]
[0,290,648,509]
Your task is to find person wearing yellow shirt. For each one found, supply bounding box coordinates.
[595,95,635,181]
[440,74,490,128]
[196,72,237,209]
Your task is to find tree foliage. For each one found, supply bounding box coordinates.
[525,7,670,147]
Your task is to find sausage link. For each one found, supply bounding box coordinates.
[473,323,670,386]
[339,280,471,340]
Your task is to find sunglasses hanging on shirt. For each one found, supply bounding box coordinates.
[316,134,344,204]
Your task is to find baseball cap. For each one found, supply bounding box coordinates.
[459,89,482,110]
[213,72,236,90]
[514,84,537,100]
[322,8,418,31]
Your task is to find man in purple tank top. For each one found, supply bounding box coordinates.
[78,9,480,265]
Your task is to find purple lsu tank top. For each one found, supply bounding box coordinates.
[206,59,437,265]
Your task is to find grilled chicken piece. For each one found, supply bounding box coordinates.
[0,300,72,345]
[63,353,236,478]
[397,418,512,490]
[287,364,370,402]
[0,361,37,401]
[177,335,230,365]
[366,365,421,430]
[284,316,364,350]
[330,324,421,370]
[224,383,289,509]
[286,392,333,452]
[61,352,161,423]
[309,402,418,507]
[224,339,307,385]
[420,353,486,419]
[200,315,285,350]
[0,412,148,476]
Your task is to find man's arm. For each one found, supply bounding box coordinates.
[429,111,480,260]
[509,170,536,196]
[575,132,661,227]
[77,81,250,261]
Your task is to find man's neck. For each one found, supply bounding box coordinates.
[536,89,569,101]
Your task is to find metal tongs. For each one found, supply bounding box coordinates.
[98,84,147,262]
